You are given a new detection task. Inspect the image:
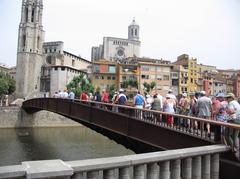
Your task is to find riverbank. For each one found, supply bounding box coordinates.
[0,106,81,128]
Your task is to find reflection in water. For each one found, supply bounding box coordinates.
[0,126,134,166]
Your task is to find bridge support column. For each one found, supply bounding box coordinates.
[159,161,170,179]
[211,154,219,179]
[72,172,83,179]
[147,163,159,179]
[170,159,180,179]
[202,154,210,179]
[103,169,115,179]
[192,156,201,179]
[87,171,99,179]
[133,164,146,179]
[119,167,130,179]
[182,158,192,179]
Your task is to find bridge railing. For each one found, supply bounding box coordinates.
[0,145,229,179]
[22,98,240,145]
[73,99,240,143]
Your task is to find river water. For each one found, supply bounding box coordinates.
[0,126,134,166]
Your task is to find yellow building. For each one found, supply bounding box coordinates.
[173,54,197,94]
[196,64,217,95]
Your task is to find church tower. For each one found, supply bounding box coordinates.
[128,18,140,41]
[16,0,45,98]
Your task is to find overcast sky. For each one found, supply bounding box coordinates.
[0,0,240,69]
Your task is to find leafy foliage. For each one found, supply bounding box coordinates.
[143,81,156,93]
[0,71,16,97]
[122,78,138,89]
[66,74,95,98]
[108,84,116,100]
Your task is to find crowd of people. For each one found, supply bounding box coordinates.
[52,88,240,160]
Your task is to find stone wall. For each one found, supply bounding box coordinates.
[0,107,81,128]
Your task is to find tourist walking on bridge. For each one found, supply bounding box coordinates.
[196,91,213,138]
[163,94,176,127]
[225,93,240,160]
[133,91,145,119]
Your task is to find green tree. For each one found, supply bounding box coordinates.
[66,74,95,98]
[108,84,116,100]
[122,78,138,89]
[143,81,156,94]
[0,71,16,98]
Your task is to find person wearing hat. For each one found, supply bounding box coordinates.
[163,93,176,127]
[178,93,190,128]
[225,93,240,158]
[196,90,213,138]
[117,89,127,105]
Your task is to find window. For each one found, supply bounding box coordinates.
[25,8,28,22]
[22,35,26,47]
[135,29,138,36]
[61,67,65,71]
[94,65,100,73]
[162,67,170,72]
[112,76,115,80]
[141,75,149,79]
[31,8,34,22]
[37,36,40,49]
[109,66,116,73]
[54,67,58,71]
[157,75,162,80]
[72,60,75,67]
[107,76,111,80]
[163,75,169,81]
[95,76,99,79]
[101,76,104,80]
[141,66,150,71]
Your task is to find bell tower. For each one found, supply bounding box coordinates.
[128,18,140,41]
[16,0,45,98]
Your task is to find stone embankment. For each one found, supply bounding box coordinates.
[0,106,81,128]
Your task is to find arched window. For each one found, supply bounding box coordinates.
[37,36,40,49]
[131,29,134,36]
[25,8,28,22]
[135,29,138,36]
[22,35,26,47]
[31,8,35,22]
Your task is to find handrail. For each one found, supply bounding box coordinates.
[22,97,240,144]
[0,145,230,179]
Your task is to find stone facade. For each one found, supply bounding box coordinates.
[16,0,45,98]
[16,0,91,98]
[0,107,80,128]
[91,19,141,62]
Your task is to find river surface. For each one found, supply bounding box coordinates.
[0,126,134,166]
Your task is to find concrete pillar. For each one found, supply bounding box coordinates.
[103,169,115,179]
[182,158,192,179]
[202,155,211,179]
[87,171,99,179]
[119,167,130,179]
[170,159,181,179]
[71,172,83,179]
[133,164,145,179]
[211,154,219,179]
[192,156,201,179]
[159,161,170,179]
[147,163,159,179]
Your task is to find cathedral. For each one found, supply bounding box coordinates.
[91,19,141,62]
[15,0,90,98]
